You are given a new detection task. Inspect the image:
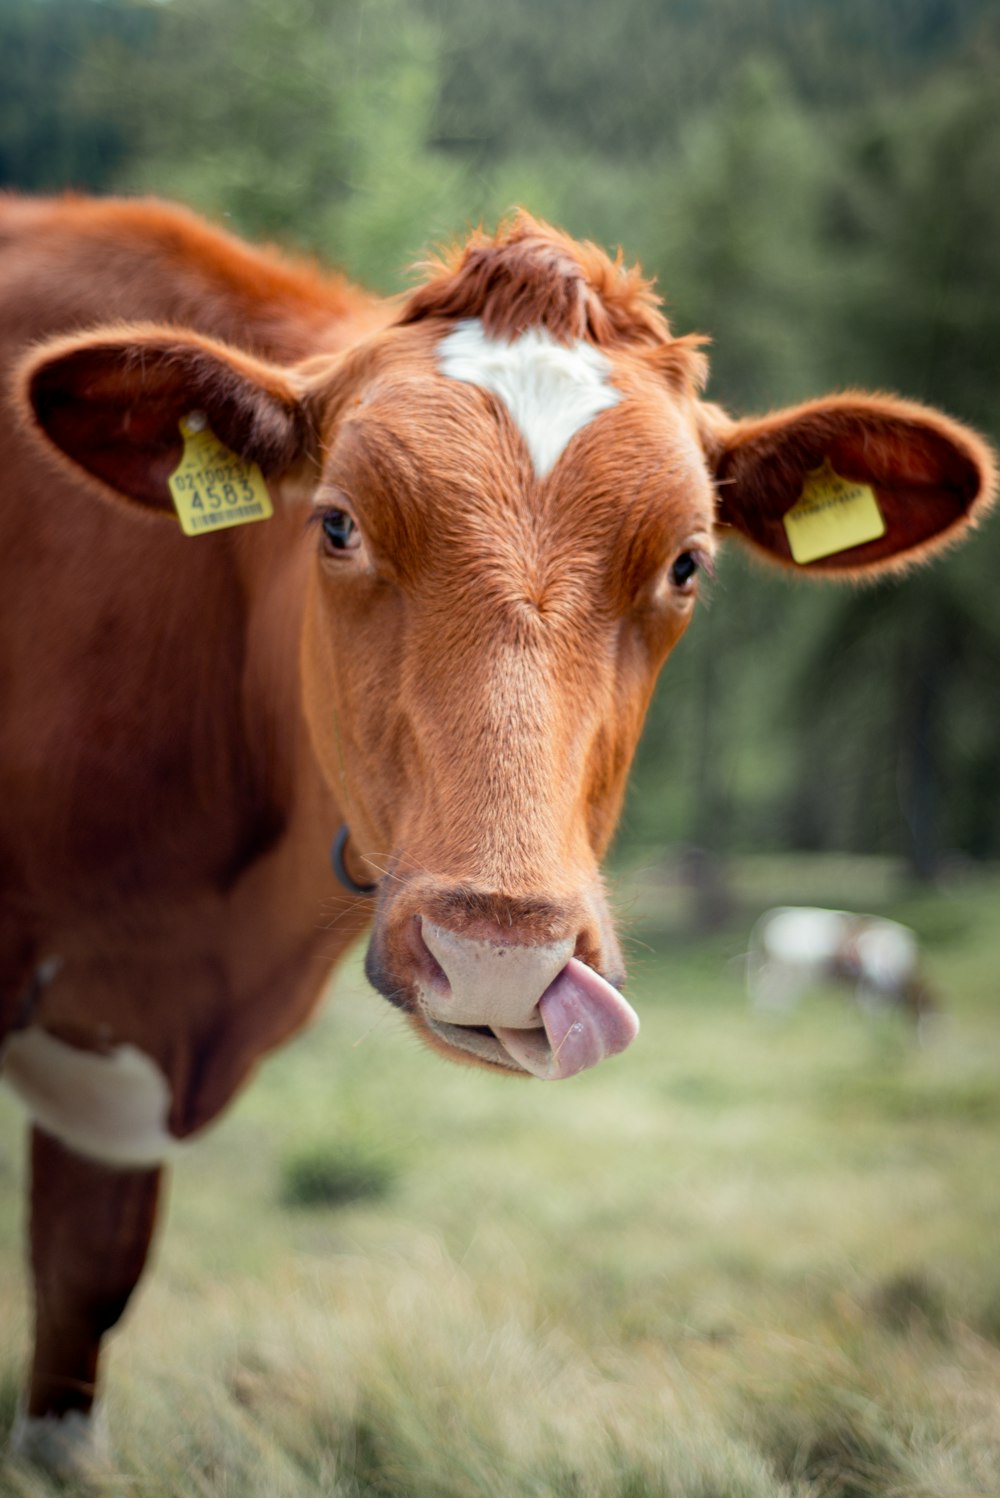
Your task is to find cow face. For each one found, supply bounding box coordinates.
[21,216,996,1080]
[295,316,716,1075]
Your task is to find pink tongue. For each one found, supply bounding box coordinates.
[493,958,639,1080]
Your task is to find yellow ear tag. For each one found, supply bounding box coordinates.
[167,412,274,536]
[782,458,885,565]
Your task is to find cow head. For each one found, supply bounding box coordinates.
[20,213,996,1080]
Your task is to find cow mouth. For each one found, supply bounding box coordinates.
[423,1016,526,1072]
[420,957,639,1080]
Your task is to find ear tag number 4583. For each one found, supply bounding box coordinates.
[167,412,273,536]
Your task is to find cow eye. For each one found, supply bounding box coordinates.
[320,508,360,555]
[670,551,700,589]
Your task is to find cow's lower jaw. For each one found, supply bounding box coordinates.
[419,956,639,1080]
[422,1014,526,1072]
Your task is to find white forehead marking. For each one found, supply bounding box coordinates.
[2,1029,179,1166]
[436,317,621,478]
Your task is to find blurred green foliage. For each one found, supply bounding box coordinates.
[2,0,998,873]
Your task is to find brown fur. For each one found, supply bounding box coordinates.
[404,211,679,344]
[0,193,993,1444]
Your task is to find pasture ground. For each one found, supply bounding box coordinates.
[1,854,999,1497]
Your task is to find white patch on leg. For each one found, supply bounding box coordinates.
[2,1028,178,1166]
[437,318,621,477]
[9,1405,111,1479]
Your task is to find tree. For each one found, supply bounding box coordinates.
[82,0,468,289]
[0,0,152,192]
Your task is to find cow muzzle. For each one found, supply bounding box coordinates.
[414,918,638,1080]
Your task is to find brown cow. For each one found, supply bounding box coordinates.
[0,195,994,1476]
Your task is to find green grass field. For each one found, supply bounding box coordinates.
[2,856,999,1497]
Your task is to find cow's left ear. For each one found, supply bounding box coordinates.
[700,393,997,575]
[19,324,311,517]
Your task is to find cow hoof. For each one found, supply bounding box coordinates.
[9,1406,112,1481]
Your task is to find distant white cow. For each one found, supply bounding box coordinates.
[746,907,934,1025]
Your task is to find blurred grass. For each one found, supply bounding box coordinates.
[281,1143,398,1210]
[1,855,999,1495]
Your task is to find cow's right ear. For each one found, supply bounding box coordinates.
[18,325,311,517]
[697,393,997,577]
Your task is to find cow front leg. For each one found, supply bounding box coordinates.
[9,1127,163,1478]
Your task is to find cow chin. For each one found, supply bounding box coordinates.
[411,1011,530,1076]
[363,882,638,1082]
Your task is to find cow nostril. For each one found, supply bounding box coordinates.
[409,914,450,995]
